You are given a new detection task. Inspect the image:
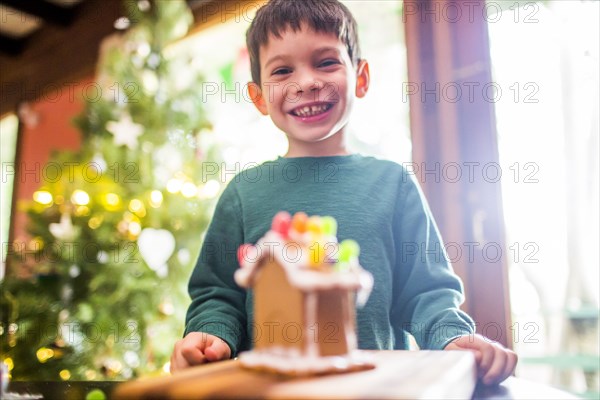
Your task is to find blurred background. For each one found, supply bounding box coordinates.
[0,0,598,398]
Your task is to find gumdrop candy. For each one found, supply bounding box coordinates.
[321,216,337,236]
[291,212,308,233]
[237,243,254,266]
[307,216,323,236]
[338,239,360,263]
[271,211,292,238]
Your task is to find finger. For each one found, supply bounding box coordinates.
[445,342,482,364]
[449,335,492,376]
[170,350,177,374]
[477,343,495,378]
[501,350,518,381]
[170,343,191,373]
[172,351,191,373]
[181,340,207,365]
[443,342,461,351]
[205,337,231,362]
[472,349,482,364]
[482,346,508,385]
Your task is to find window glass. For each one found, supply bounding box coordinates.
[489,1,599,395]
[1,114,19,280]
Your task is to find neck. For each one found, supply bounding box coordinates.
[284,133,349,158]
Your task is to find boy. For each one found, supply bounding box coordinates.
[171,0,517,385]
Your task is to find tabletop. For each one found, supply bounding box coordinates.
[5,351,580,399]
[115,350,476,399]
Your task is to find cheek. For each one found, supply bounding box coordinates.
[282,85,298,102]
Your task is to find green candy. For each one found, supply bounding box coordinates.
[86,389,106,400]
[338,239,359,263]
[321,216,337,236]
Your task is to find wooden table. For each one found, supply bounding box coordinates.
[114,351,477,399]
[6,356,580,400]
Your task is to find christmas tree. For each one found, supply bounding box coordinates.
[1,0,221,381]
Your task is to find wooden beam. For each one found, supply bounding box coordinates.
[0,0,123,117]
[188,0,266,35]
[0,33,28,56]
[404,0,513,348]
[0,0,265,117]
[0,0,79,26]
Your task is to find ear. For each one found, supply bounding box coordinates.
[355,59,370,98]
[247,82,268,115]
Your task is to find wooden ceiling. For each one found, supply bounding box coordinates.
[0,0,254,117]
[0,0,85,55]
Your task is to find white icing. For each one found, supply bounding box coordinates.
[238,348,374,375]
[304,292,319,358]
[234,230,374,305]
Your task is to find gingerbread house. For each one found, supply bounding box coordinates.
[234,211,374,375]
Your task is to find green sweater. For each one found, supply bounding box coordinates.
[185,154,474,356]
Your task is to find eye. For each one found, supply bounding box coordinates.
[272,67,291,76]
[319,59,340,68]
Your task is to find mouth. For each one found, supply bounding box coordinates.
[289,103,333,118]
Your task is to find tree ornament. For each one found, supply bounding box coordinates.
[106,114,143,150]
[49,213,79,241]
[137,228,176,272]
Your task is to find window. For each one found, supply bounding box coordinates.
[489,1,599,396]
[1,114,19,280]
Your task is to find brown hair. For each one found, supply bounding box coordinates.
[246,0,361,85]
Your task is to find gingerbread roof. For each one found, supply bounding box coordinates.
[234,212,373,306]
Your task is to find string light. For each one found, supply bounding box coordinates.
[128,221,142,236]
[166,178,183,193]
[181,182,198,198]
[85,370,97,380]
[75,206,90,216]
[36,347,54,363]
[71,190,90,206]
[88,216,103,229]
[149,190,163,207]
[129,199,144,213]
[105,193,121,209]
[199,179,220,199]
[28,237,44,251]
[33,190,53,205]
[59,369,71,380]
[163,362,171,374]
[114,17,130,30]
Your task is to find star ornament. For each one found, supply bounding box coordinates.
[106,114,144,150]
[49,213,80,241]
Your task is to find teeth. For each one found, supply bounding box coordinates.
[293,104,329,117]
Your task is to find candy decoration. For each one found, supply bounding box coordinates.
[338,239,360,263]
[265,212,361,272]
[321,216,337,236]
[271,211,292,238]
[86,389,107,400]
[291,212,308,233]
[307,216,323,236]
[237,244,254,266]
[308,241,326,268]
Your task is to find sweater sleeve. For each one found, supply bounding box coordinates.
[390,172,475,350]
[184,182,247,356]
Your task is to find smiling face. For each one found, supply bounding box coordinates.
[248,25,369,157]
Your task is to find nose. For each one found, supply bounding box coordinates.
[295,67,323,94]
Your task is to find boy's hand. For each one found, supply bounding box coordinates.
[444,333,518,385]
[170,332,231,373]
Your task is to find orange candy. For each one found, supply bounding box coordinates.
[291,212,308,233]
